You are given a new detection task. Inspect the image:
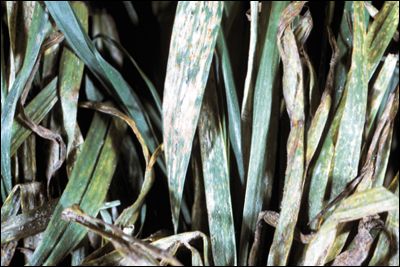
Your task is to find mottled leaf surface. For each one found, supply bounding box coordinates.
[162,1,223,233]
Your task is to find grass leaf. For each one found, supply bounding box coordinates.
[162,1,223,233]
[241,1,259,172]
[302,187,398,266]
[365,1,399,78]
[44,1,159,154]
[267,3,307,265]
[330,1,368,200]
[198,69,237,266]
[369,174,399,266]
[1,3,50,195]
[216,29,244,185]
[58,2,87,155]
[29,113,108,265]
[239,3,287,264]
[11,78,58,157]
[365,53,398,138]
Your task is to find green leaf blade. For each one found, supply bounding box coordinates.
[331,1,368,200]
[239,3,287,264]
[1,3,50,195]
[198,71,237,266]
[162,1,223,233]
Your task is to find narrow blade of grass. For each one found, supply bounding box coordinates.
[267,3,306,265]
[293,10,317,116]
[5,2,17,89]
[306,29,339,165]
[372,88,398,187]
[162,2,223,233]
[365,1,399,78]
[198,69,237,266]
[1,3,50,195]
[115,144,163,227]
[365,53,398,138]
[332,2,353,109]
[241,1,259,173]
[58,2,87,155]
[316,1,335,97]
[369,174,399,266]
[1,22,6,110]
[239,3,287,264]
[5,2,36,87]
[330,1,368,200]
[29,113,110,265]
[216,29,244,185]
[10,78,58,157]
[42,119,126,265]
[44,1,159,154]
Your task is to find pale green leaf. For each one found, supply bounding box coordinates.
[162,1,223,233]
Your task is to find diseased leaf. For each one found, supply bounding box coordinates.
[365,1,399,78]
[1,1,399,266]
[267,3,307,265]
[1,199,57,244]
[332,217,383,266]
[29,114,108,265]
[330,1,368,200]
[365,53,398,139]
[198,69,237,266]
[44,1,159,154]
[302,187,398,266]
[11,78,58,157]
[152,231,211,266]
[61,204,182,266]
[58,2,87,155]
[306,28,339,165]
[332,1,353,108]
[115,144,163,227]
[216,29,244,185]
[1,182,46,265]
[369,174,399,266]
[162,1,223,233]
[1,3,50,195]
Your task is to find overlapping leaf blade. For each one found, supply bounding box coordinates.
[162,1,223,233]
[1,3,50,195]
[302,187,398,265]
[29,113,113,265]
[330,1,368,200]
[58,2,87,155]
[267,2,307,265]
[216,30,244,185]
[44,1,158,154]
[198,69,237,266]
[239,3,287,264]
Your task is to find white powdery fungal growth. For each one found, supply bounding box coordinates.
[162,1,223,234]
